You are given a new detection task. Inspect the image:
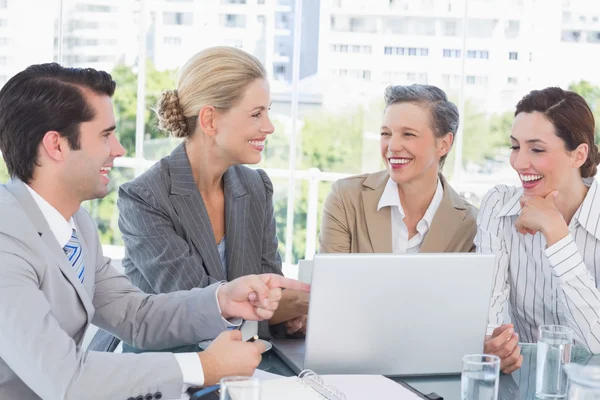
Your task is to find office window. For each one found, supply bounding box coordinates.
[275,65,286,74]
[505,20,520,39]
[164,36,182,45]
[508,51,518,60]
[466,75,488,85]
[507,77,518,84]
[442,20,461,36]
[0,19,7,28]
[385,46,427,56]
[443,49,461,58]
[0,37,10,46]
[467,50,489,59]
[76,4,113,12]
[332,68,371,80]
[0,0,6,9]
[221,14,247,28]
[163,12,193,26]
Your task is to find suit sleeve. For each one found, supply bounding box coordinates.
[0,246,184,400]
[118,182,220,294]
[319,181,352,253]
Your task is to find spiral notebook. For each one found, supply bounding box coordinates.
[255,369,423,400]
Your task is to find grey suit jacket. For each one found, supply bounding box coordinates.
[0,179,233,400]
[91,143,282,351]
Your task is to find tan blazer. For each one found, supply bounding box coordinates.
[319,170,478,253]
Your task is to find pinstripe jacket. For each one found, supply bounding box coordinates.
[90,142,282,352]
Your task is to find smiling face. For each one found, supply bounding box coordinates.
[380,102,452,185]
[510,111,587,196]
[212,78,274,165]
[61,90,125,201]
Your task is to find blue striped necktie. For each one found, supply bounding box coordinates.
[63,229,85,283]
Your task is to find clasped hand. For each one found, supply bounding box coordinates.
[217,274,311,321]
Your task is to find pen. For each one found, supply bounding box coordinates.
[247,335,259,342]
[187,384,220,398]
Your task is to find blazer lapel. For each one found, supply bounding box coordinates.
[361,171,393,253]
[167,143,226,281]
[223,168,249,281]
[420,174,467,253]
[6,179,95,321]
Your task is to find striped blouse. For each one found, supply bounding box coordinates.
[475,178,600,353]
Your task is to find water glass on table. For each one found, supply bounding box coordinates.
[536,325,573,399]
[461,354,500,400]
[219,377,260,400]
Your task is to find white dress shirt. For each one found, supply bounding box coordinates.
[24,185,225,394]
[377,178,444,253]
[475,178,600,353]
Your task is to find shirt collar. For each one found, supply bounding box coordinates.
[377,177,402,213]
[25,184,76,248]
[572,178,600,240]
[496,187,524,218]
[377,177,444,229]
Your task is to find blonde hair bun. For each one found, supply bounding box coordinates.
[156,89,188,138]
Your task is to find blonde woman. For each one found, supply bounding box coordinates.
[93,46,308,354]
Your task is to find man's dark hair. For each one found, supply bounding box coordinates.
[0,63,116,183]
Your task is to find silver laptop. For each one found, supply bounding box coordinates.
[273,253,495,377]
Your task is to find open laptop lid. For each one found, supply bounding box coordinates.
[303,253,495,376]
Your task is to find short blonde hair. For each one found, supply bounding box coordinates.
[156,46,267,138]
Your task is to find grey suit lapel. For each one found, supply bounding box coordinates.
[167,143,226,281]
[6,179,94,322]
[223,167,249,281]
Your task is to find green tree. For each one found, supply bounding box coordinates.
[569,80,600,144]
[0,157,8,183]
[111,61,177,156]
[84,62,176,245]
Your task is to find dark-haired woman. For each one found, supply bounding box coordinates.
[477,87,600,374]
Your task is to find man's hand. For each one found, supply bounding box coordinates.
[198,330,266,386]
[515,191,569,246]
[285,315,308,335]
[217,274,311,321]
[483,324,523,374]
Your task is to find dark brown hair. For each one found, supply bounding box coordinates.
[515,87,598,178]
[0,63,116,183]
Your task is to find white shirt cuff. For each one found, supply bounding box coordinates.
[544,233,585,281]
[174,352,204,393]
[215,283,243,328]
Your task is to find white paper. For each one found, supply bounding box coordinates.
[258,374,423,400]
[321,375,422,400]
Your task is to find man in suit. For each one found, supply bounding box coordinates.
[0,63,309,400]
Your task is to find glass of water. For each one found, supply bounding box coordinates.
[536,325,573,399]
[461,354,500,400]
[219,376,260,400]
